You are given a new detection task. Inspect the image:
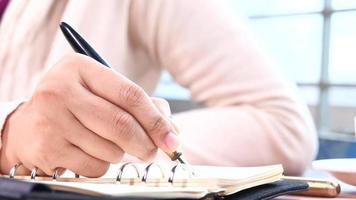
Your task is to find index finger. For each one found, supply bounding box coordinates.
[72,54,180,153]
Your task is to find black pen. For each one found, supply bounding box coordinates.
[60,22,109,67]
[59,22,193,169]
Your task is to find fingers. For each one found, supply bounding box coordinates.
[73,55,180,153]
[56,144,110,178]
[2,156,48,177]
[66,84,157,161]
[14,142,108,177]
[18,161,48,177]
[61,112,125,163]
[8,139,109,177]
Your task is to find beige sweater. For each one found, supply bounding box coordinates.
[0,0,317,175]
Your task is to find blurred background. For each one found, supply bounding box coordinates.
[153,0,356,159]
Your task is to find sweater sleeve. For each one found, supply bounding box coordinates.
[0,99,25,149]
[128,0,318,175]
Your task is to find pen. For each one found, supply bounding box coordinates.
[283,176,340,197]
[59,22,193,170]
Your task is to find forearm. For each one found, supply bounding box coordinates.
[129,0,318,175]
[174,104,317,176]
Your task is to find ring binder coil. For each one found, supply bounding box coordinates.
[142,163,165,182]
[52,169,61,180]
[168,164,193,184]
[7,162,193,184]
[116,162,140,182]
[8,165,89,180]
[30,167,38,179]
[52,169,79,180]
[9,164,21,178]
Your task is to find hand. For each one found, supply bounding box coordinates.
[0,54,180,177]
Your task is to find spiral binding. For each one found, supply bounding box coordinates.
[31,167,38,179]
[168,163,194,183]
[142,163,165,182]
[9,164,20,178]
[116,162,141,182]
[8,162,193,184]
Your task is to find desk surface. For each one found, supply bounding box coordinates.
[280,169,356,199]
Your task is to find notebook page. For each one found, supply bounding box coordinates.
[47,164,282,196]
[43,181,223,199]
[14,164,283,198]
[191,164,283,180]
[189,164,283,194]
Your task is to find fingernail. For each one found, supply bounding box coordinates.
[164,132,181,151]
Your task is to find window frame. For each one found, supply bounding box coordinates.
[249,0,356,138]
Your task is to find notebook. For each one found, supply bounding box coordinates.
[1,163,284,199]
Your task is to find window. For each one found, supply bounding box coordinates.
[154,0,356,141]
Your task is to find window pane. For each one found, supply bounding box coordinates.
[329,12,356,83]
[298,86,319,122]
[250,15,322,83]
[330,87,356,107]
[329,87,356,134]
[229,0,323,16]
[332,0,356,10]
[299,86,320,106]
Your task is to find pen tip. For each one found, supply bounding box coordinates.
[60,21,67,27]
[59,22,67,32]
[59,22,72,31]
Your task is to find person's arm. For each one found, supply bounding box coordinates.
[128,0,318,175]
[0,54,179,176]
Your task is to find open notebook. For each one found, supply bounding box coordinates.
[1,163,284,199]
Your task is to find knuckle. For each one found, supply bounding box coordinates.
[121,84,145,107]
[35,81,72,102]
[34,87,61,102]
[112,112,135,140]
[113,112,132,128]
[148,116,170,136]
[58,53,83,70]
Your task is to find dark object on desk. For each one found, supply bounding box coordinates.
[283,176,340,198]
[0,177,308,200]
[224,180,309,200]
[0,177,51,199]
